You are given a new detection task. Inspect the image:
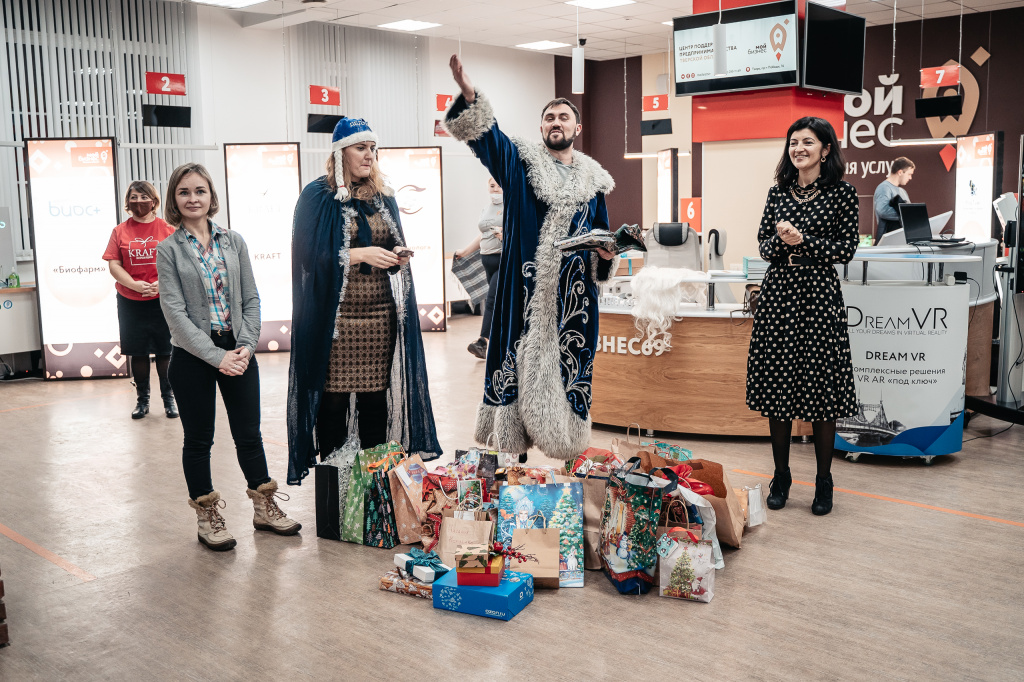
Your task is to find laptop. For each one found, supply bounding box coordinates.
[899,203,965,245]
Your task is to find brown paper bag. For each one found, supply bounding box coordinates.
[687,459,745,549]
[610,423,656,463]
[579,475,609,570]
[733,487,749,525]
[510,524,561,589]
[388,468,423,545]
[436,508,494,569]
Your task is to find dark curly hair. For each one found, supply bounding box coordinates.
[774,116,845,188]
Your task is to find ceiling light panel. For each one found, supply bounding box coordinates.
[378,19,442,31]
[567,0,636,9]
[516,40,572,50]
[192,0,267,8]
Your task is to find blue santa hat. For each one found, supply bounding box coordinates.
[331,117,379,202]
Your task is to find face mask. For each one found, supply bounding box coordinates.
[490,193,503,205]
[128,200,154,219]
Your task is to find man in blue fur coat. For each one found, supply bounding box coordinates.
[445,55,617,461]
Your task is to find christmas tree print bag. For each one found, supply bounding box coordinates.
[657,527,715,603]
[600,460,678,594]
[496,482,585,587]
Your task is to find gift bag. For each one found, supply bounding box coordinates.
[314,436,360,541]
[745,484,766,528]
[340,444,402,544]
[364,467,400,549]
[599,461,678,594]
[392,454,427,522]
[577,472,609,571]
[686,459,746,549]
[510,514,561,589]
[451,250,489,305]
[658,527,715,602]
[609,424,656,462]
[436,508,495,569]
[388,467,423,545]
[642,440,693,463]
[496,482,585,587]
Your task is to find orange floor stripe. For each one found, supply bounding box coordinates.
[0,523,97,582]
[263,437,288,448]
[0,388,133,414]
[732,469,1024,528]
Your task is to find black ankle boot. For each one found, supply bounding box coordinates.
[132,391,150,419]
[163,393,179,419]
[811,474,834,516]
[766,468,792,510]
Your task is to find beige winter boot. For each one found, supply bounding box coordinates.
[188,491,237,551]
[246,480,302,536]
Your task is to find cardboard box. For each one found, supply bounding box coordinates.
[394,552,450,584]
[456,554,505,586]
[432,570,534,621]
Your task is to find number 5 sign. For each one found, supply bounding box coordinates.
[643,94,668,112]
[680,198,701,233]
[309,85,341,106]
[145,72,186,96]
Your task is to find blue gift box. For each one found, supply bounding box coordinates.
[432,569,534,621]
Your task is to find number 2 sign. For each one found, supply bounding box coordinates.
[309,85,341,106]
[145,72,186,96]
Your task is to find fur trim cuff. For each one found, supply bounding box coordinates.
[475,401,532,454]
[591,252,618,283]
[444,92,495,142]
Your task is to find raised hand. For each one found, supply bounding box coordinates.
[449,54,475,103]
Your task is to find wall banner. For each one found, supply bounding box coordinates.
[27,138,125,380]
[223,142,301,351]
[836,282,968,458]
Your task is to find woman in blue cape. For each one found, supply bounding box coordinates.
[286,117,441,485]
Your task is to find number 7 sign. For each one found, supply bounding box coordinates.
[920,65,960,89]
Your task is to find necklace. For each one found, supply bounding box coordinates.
[789,183,821,204]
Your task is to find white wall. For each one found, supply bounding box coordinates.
[422,39,554,258]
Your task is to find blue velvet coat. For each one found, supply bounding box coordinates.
[286,179,441,485]
[445,92,616,460]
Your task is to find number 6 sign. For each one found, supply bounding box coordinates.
[309,85,341,106]
[145,72,186,96]
[680,197,701,233]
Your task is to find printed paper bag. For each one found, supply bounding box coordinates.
[686,459,745,549]
[436,508,494,569]
[510,525,561,589]
[340,450,373,544]
[392,454,427,522]
[579,475,608,570]
[388,468,422,545]
[658,529,715,603]
[610,424,656,462]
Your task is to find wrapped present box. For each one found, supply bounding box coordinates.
[456,554,505,587]
[394,551,451,584]
[379,570,433,599]
[454,543,490,569]
[432,570,533,621]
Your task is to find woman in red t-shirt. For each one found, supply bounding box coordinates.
[103,180,177,419]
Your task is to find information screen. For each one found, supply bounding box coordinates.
[955,133,998,242]
[674,0,798,96]
[378,147,446,332]
[27,138,124,380]
[223,142,301,351]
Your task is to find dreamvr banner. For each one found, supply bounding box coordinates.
[378,147,446,332]
[27,138,125,380]
[836,283,968,457]
[223,143,301,352]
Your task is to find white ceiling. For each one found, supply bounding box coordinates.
[233,0,1024,60]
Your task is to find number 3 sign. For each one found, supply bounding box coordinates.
[309,85,341,106]
[145,72,186,96]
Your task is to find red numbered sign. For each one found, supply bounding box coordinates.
[680,198,702,233]
[643,94,668,112]
[145,72,186,96]
[920,65,960,89]
[309,85,340,106]
[436,94,453,111]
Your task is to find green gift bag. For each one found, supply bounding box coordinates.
[341,451,373,543]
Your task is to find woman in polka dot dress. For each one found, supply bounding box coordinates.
[746,116,859,517]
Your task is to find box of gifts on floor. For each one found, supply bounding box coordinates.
[394,549,450,584]
[432,569,534,621]
[379,569,433,599]
[454,543,505,586]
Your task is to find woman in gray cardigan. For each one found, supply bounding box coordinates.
[157,163,299,551]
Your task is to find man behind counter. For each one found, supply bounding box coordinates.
[873,156,915,240]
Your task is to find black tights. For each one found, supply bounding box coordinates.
[768,419,836,479]
[130,355,171,398]
[315,390,389,460]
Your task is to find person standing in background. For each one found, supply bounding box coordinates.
[454,177,504,359]
[102,181,177,419]
[873,157,915,240]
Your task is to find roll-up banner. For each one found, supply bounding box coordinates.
[378,147,446,332]
[223,142,301,351]
[836,282,969,458]
[26,138,125,380]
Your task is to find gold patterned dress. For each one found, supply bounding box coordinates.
[323,211,398,393]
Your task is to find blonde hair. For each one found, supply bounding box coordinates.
[123,180,160,214]
[164,163,220,226]
[325,150,386,201]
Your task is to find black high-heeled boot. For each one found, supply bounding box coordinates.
[163,393,179,419]
[811,474,834,516]
[766,468,792,510]
[132,388,150,420]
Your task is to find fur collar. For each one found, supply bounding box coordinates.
[511,136,614,206]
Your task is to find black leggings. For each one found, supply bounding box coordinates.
[480,252,501,338]
[130,355,171,398]
[316,390,389,460]
[769,419,837,478]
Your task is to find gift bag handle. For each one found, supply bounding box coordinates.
[625,423,642,445]
[486,431,503,453]
[663,498,691,530]
[666,526,700,544]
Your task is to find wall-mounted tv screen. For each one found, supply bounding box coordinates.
[802,2,865,96]
[673,0,798,96]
